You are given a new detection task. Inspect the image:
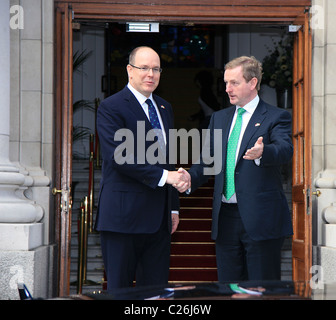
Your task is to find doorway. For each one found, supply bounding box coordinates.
[70,21,294,292]
[55,0,312,297]
[73,22,293,154]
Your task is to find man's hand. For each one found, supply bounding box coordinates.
[166,168,191,193]
[243,136,264,160]
[171,213,179,234]
[174,167,191,193]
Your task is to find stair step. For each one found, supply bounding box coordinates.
[179,197,213,207]
[171,243,216,255]
[189,187,213,197]
[71,232,100,246]
[70,258,104,272]
[70,270,105,285]
[172,230,212,242]
[170,255,216,268]
[169,268,218,282]
[71,218,98,234]
[71,245,102,259]
[179,207,212,218]
[178,218,212,231]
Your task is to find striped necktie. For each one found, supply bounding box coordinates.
[224,107,246,200]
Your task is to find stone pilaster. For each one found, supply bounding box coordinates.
[0,1,43,224]
[0,0,53,300]
[312,0,336,283]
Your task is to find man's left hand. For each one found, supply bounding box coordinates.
[171,213,179,234]
[243,136,264,160]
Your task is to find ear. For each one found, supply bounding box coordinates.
[126,64,132,78]
[250,77,258,90]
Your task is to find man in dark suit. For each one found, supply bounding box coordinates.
[176,56,293,281]
[96,46,185,291]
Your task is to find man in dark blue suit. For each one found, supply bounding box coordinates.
[96,46,185,291]
[176,56,293,281]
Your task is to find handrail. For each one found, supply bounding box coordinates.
[76,198,85,294]
[88,134,94,233]
[95,98,101,168]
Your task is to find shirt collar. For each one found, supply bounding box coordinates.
[236,95,259,114]
[127,83,153,106]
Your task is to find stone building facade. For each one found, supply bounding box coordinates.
[0,0,335,299]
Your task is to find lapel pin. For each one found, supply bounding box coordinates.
[161,105,165,109]
[255,123,261,127]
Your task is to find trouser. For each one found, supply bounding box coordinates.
[216,203,284,282]
[100,217,171,292]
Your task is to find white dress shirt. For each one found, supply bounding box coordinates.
[222,95,260,203]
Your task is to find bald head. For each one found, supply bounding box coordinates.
[127,46,161,97]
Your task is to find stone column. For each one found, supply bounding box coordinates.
[0,0,45,300]
[322,202,336,247]
[312,0,336,283]
[0,0,43,226]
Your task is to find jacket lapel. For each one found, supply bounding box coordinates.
[123,87,150,125]
[221,107,236,167]
[237,100,267,162]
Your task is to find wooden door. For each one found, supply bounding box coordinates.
[291,12,312,297]
[55,4,74,297]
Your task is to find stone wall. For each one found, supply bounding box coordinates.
[0,0,55,299]
[312,0,336,283]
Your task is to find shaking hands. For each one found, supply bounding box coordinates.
[167,167,191,193]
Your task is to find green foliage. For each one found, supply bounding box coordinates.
[262,34,293,90]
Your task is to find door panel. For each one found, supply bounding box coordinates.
[291,12,312,297]
[55,4,73,297]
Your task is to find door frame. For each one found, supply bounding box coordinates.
[291,13,312,297]
[54,0,312,297]
[55,3,74,297]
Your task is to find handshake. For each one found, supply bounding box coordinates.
[167,168,191,193]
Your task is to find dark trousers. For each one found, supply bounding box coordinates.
[100,217,171,292]
[216,203,284,282]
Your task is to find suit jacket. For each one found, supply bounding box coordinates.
[189,99,293,241]
[95,86,179,234]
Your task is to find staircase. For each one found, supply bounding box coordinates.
[169,177,218,283]
[70,159,104,295]
[169,175,293,283]
[69,160,292,294]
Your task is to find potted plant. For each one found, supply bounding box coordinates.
[72,49,96,159]
[262,34,293,108]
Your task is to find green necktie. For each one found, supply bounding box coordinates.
[224,107,246,200]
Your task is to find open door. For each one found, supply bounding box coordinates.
[53,0,312,296]
[55,4,74,297]
[291,12,312,297]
